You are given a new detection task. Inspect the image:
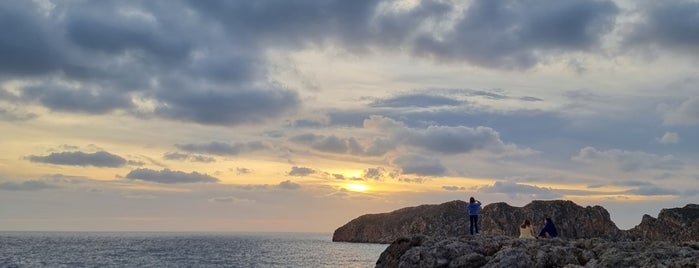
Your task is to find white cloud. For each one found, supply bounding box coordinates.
[658,132,679,144]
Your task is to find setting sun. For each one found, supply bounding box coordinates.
[345,183,370,192]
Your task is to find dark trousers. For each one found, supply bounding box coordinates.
[469,215,479,235]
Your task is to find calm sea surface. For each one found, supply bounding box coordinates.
[0,232,388,267]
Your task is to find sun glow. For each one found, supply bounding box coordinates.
[345,183,369,192]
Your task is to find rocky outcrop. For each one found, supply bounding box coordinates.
[333,200,621,243]
[333,200,469,243]
[627,204,699,242]
[480,200,621,239]
[375,235,699,268]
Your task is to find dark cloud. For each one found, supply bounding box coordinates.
[28,151,127,167]
[480,181,561,199]
[0,0,67,76]
[370,94,462,108]
[288,166,315,177]
[155,89,300,126]
[125,168,219,184]
[413,0,619,68]
[626,1,699,53]
[0,180,56,191]
[163,152,215,163]
[22,85,133,114]
[290,134,359,154]
[176,141,267,156]
[278,180,301,190]
[393,154,446,176]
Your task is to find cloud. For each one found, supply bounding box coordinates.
[27,151,127,167]
[176,141,267,156]
[0,180,56,191]
[0,106,37,121]
[393,154,446,176]
[412,0,619,68]
[369,94,462,108]
[625,1,699,54]
[658,132,680,144]
[289,133,394,156]
[479,181,561,199]
[154,88,300,126]
[21,84,133,114]
[125,168,219,184]
[163,152,215,163]
[288,166,315,177]
[236,167,252,175]
[658,97,699,126]
[209,196,254,204]
[572,146,684,172]
[278,180,301,190]
[624,185,680,196]
[364,115,514,154]
[442,185,466,191]
[364,167,384,180]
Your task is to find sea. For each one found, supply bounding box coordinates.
[0,232,388,267]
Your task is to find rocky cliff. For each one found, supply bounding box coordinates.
[375,235,699,268]
[627,204,699,242]
[333,200,621,243]
[332,200,469,243]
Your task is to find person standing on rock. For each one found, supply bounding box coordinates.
[467,197,482,235]
[519,219,535,239]
[538,217,558,238]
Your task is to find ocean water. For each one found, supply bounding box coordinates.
[0,232,388,267]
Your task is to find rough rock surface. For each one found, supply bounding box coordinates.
[375,235,699,268]
[333,200,621,243]
[627,204,699,242]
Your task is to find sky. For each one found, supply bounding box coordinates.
[1,0,698,232]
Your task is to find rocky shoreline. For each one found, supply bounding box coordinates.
[333,201,698,243]
[375,235,699,268]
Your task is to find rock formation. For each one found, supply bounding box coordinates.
[480,200,621,239]
[332,200,469,243]
[333,200,622,243]
[375,235,699,268]
[627,204,699,242]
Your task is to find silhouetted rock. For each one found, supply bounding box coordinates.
[375,235,699,268]
[333,200,621,243]
[332,200,469,243]
[628,204,699,242]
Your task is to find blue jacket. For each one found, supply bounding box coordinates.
[538,222,558,238]
[467,201,481,216]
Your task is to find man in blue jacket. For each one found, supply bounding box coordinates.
[467,197,481,235]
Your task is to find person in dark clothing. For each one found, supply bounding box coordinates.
[538,217,558,238]
[467,197,481,235]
